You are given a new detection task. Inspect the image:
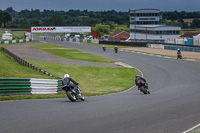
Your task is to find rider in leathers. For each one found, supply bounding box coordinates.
[135,74,147,90]
[62,74,79,89]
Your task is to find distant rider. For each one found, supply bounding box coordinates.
[62,74,79,89]
[114,46,118,53]
[177,49,182,59]
[102,45,106,52]
[135,74,147,89]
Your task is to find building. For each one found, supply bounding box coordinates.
[129,9,181,42]
[2,31,13,40]
[179,32,200,46]
[108,31,130,41]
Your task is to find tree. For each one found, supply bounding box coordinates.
[2,11,12,27]
[49,15,65,26]
[0,11,3,27]
[93,24,110,35]
[191,19,200,28]
[113,25,130,33]
[178,19,188,28]
[30,18,41,26]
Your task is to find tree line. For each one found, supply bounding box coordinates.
[1,7,200,34]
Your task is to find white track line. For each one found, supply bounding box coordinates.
[182,123,200,133]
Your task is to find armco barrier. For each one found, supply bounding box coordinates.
[0,78,31,95]
[1,47,60,78]
[99,41,147,47]
[0,78,63,96]
[0,39,32,44]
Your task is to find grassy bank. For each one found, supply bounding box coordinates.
[0,50,53,79]
[30,43,115,63]
[0,42,139,100]
[0,58,138,100]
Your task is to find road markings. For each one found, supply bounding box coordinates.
[182,123,200,133]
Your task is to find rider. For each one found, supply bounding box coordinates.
[177,49,181,55]
[62,74,79,89]
[114,46,118,53]
[135,74,147,89]
[102,45,106,52]
[177,49,182,59]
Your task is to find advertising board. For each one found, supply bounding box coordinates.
[31,26,91,33]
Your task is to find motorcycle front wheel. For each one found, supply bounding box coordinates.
[81,95,85,101]
[66,91,77,102]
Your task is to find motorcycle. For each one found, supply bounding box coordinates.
[102,47,106,52]
[137,80,150,94]
[177,53,182,59]
[62,85,85,102]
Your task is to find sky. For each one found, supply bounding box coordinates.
[0,0,200,12]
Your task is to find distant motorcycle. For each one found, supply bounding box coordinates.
[62,85,85,102]
[137,80,150,94]
[177,53,182,59]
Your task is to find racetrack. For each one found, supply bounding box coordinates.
[0,36,200,133]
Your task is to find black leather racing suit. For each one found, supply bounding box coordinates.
[135,77,147,89]
[62,77,79,89]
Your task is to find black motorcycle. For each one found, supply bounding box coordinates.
[102,47,106,52]
[177,53,182,59]
[137,80,150,94]
[62,85,85,102]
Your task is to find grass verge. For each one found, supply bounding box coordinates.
[0,50,54,79]
[30,43,115,63]
[0,59,139,101]
[26,59,138,95]
[124,49,200,60]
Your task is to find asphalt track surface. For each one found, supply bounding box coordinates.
[1,36,200,133]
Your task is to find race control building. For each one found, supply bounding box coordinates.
[129,9,181,42]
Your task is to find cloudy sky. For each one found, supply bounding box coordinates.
[0,0,199,12]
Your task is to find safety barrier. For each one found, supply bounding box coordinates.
[147,43,200,52]
[164,45,200,52]
[1,47,60,78]
[0,78,63,96]
[0,39,32,44]
[45,33,98,44]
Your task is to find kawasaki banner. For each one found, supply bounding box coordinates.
[31,26,91,33]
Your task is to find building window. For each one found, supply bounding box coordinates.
[131,29,180,35]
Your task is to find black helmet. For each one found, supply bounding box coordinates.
[136,74,140,78]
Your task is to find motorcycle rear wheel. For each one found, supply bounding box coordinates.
[140,86,148,94]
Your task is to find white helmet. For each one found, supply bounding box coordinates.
[64,74,70,78]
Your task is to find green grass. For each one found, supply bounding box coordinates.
[10,31,26,38]
[0,30,4,36]
[26,59,138,96]
[0,30,26,38]
[0,50,54,79]
[0,59,139,100]
[30,43,115,63]
[0,41,139,100]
